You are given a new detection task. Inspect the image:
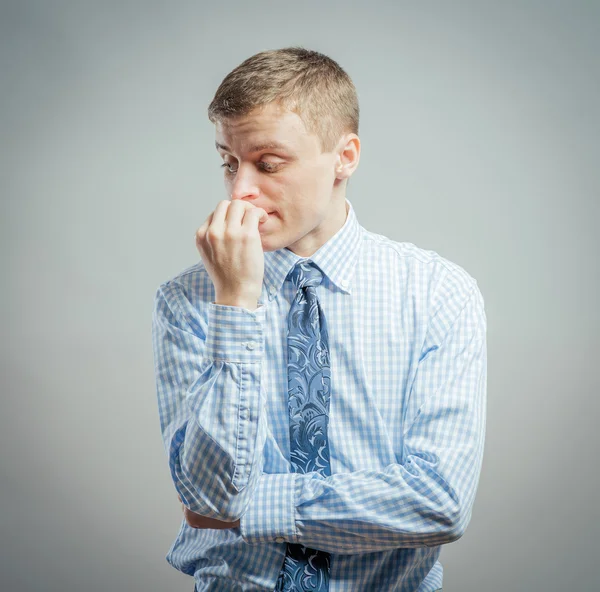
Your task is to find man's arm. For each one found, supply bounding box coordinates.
[178,494,240,529]
[239,278,487,554]
[152,279,268,522]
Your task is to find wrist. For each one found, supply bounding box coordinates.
[214,298,259,311]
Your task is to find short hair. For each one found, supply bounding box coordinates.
[208,47,359,153]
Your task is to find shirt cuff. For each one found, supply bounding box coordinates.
[240,473,297,545]
[205,302,267,363]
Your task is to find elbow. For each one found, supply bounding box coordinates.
[443,518,466,545]
[191,500,243,528]
[211,494,250,523]
[438,505,470,545]
[181,498,244,529]
[178,483,252,523]
[417,498,471,547]
[178,473,254,523]
[168,424,257,522]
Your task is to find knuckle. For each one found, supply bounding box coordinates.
[223,228,237,241]
[205,228,219,242]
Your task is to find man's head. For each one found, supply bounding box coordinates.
[208,47,361,256]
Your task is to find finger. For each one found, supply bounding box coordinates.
[228,200,268,224]
[241,207,268,229]
[195,210,214,242]
[209,200,231,231]
[224,199,251,228]
[227,200,269,227]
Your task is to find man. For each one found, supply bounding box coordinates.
[152,47,487,592]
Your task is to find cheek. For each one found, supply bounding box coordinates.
[264,167,325,213]
[303,162,334,191]
[283,172,320,200]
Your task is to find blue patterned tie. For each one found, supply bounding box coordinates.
[274,260,332,592]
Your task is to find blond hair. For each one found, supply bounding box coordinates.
[208,47,359,153]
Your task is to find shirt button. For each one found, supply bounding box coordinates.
[246,340,256,350]
[269,285,277,297]
[340,280,349,289]
[275,537,285,543]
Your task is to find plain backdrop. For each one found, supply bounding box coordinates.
[1,1,598,591]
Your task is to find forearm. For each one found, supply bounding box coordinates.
[154,284,268,521]
[240,445,482,554]
[167,356,266,521]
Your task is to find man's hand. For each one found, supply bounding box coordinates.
[195,200,269,311]
[178,495,240,530]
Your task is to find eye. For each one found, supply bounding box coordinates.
[258,161,280,173]
[220,161,281,174]
[220,162,237,174]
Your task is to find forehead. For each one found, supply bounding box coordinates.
[214,103,316,154]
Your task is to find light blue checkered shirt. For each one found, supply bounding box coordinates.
[152,198,487,592]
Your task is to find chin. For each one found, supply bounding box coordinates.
[260,237,284,252]
[260,231,292,253]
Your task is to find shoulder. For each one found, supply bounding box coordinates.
[153,260,214,321]
[157,260,211,293]
[359,228,484,343]
[361,228,479,293]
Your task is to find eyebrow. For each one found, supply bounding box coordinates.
[215,141,294,154]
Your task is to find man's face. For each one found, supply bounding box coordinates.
[215,101,347,256]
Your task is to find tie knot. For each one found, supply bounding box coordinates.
[288,260,324,290]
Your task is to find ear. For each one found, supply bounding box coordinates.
[335,133,361,180]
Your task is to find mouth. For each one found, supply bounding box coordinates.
[259,212,278,229]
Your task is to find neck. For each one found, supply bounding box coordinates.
[285,198,349,258]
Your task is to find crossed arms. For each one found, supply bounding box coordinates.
[151,273,487,553]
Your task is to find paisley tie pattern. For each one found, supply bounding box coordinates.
[274,260,332,592]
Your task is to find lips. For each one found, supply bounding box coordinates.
[259,212,272,224]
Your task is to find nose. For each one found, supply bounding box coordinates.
[229,162,260,201]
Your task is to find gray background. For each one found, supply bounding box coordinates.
[1,1,598,591]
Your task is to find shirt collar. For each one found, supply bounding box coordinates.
[262,198,363,301]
